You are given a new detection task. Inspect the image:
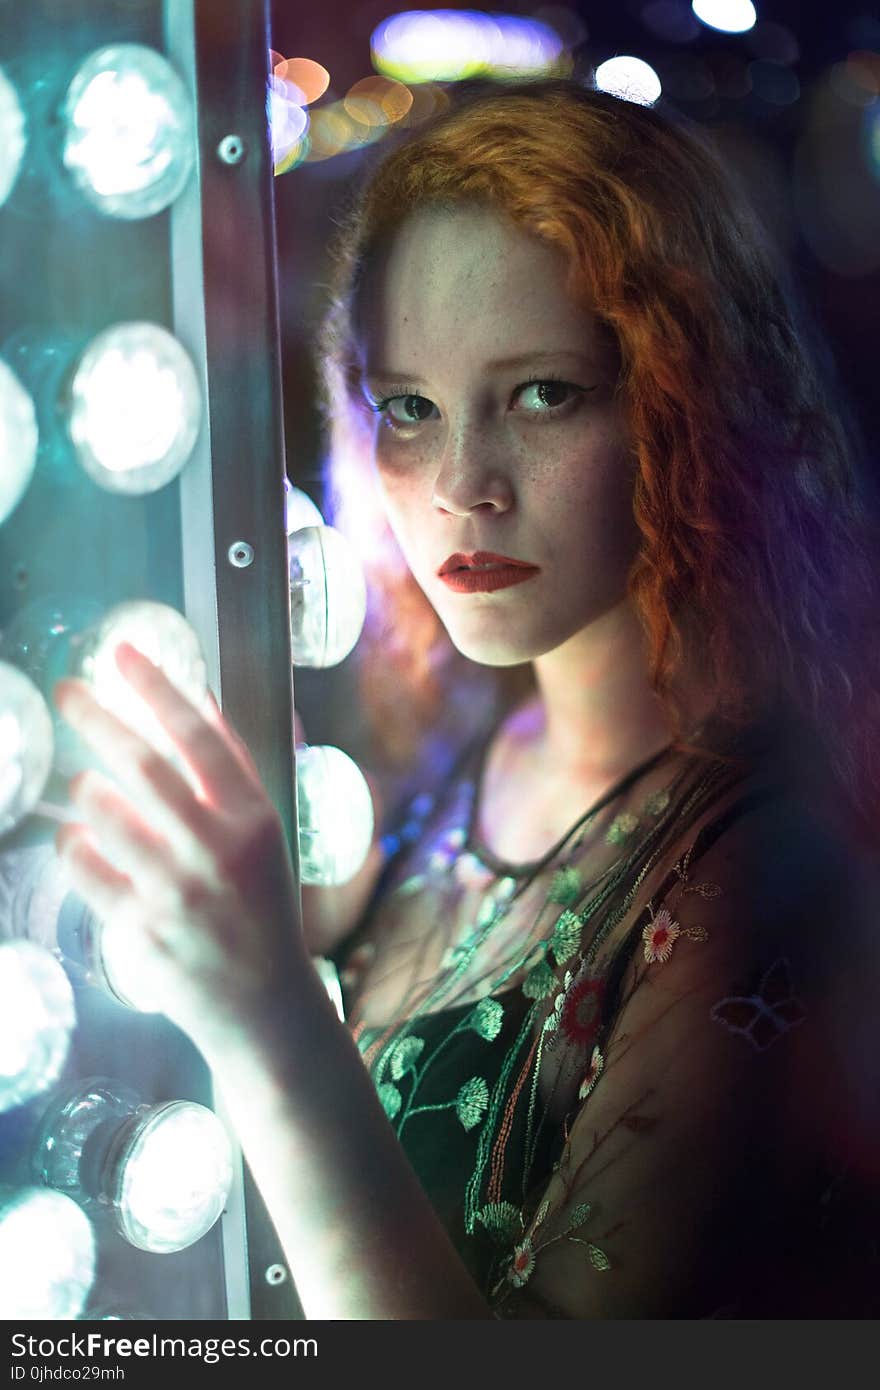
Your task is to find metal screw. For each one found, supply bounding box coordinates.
[217,134,246,165]
[228,541,254,569]
[265,1263,288,1286]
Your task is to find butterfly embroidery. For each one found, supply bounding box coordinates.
[709,957,806,1051]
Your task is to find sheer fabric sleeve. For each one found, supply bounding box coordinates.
[490,791,880,1319]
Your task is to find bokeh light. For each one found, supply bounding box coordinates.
[691,0,757,36]
[296,744,375,886]
[0,1188,95,1320]
[371,11,565,84]
[0,663,54,837]
[344,76,414,128]
[68,322,202,495]
[272,55,330,105]
[0,66,25,207]
[0,941,75,1115]
[61,44,194,219]
[268,73,309,167]
[595,56,662,105]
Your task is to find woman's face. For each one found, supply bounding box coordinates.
[356,205,640,667]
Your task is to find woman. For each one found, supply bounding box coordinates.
[53,81,880,1318]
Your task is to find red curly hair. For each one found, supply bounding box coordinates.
[317,79,880,845]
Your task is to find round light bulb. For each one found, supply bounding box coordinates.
[0,941,75,1115]
[289,525,367,667]
[61,43,195,219]
[0,66,25,207]
[0,663,54,837]
[34,1082,233,1253]
[75,600,207,763]
[0,358,38,526]
[284,478,324,535]
[93,911,166,1013]
[68,322,202,493]
[296,744,374,886]
[112,1101,234,1253]
[0,1188,95,1321]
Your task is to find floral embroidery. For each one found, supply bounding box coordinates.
[558,975,605,1047]
[550,910,582,965]
[475,1202,522,1245]
[606,811,640,845]
[578,1046,605,1100]
[643,788,671,817]
[377,1082,402,1119]
[548,866,582,905]
[468,997,505,1042]
[709,957,807,1051]
[389,1036,424,1080]
[521,959,557,999]
[642,907,680,963]
[456,1076,490,1131]
[508,1240,536,1286]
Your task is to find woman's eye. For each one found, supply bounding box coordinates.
[384,394,438,426]
[514,379,583,413]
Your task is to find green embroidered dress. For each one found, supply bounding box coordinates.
[334,718,880,1317]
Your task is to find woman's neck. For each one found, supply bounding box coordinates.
[522,598,698,785]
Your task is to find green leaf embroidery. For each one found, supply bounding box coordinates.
[468,998,504,1042]
[377,1083,402,1119]
[548,867,582,905]
[551,911,582,965]
[588,1243,611,1271]
[606,811,640,845]
[562,1202,593,1236]
[390,1036,425,1080]
[475,1202,523,1245]
[522,960,557,999]
[456,1076,489,1131]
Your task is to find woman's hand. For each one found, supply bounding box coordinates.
[53,641,308,1060]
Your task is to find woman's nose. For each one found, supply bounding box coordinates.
[430,426,514,516]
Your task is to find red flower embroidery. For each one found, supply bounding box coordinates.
[559,976,605,1048]
[508,1240,535,1287]
[578,1046,605,1100]
[642,907,680,964]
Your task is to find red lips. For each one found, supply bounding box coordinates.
[437,551,540,594]
[437,551,536,576]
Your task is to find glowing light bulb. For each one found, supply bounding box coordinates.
[0,1188,95,1320]
[284,478,324,534]
[72,600,208,770]
[0,358,38,526]
[289,525,367,667]
[93,911,166,1013]
[0,663,54,836]
[595,56,663,106]
[0,67,25,207]
[68,322,202,494]
[0,941,75,1114]
[296,744,375,886]
[691,0,757,34]
[113,1101,234,1252]
[34,1082,234,1254]
[61,44,194,219]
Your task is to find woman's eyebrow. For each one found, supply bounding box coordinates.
[362,350,598,383]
